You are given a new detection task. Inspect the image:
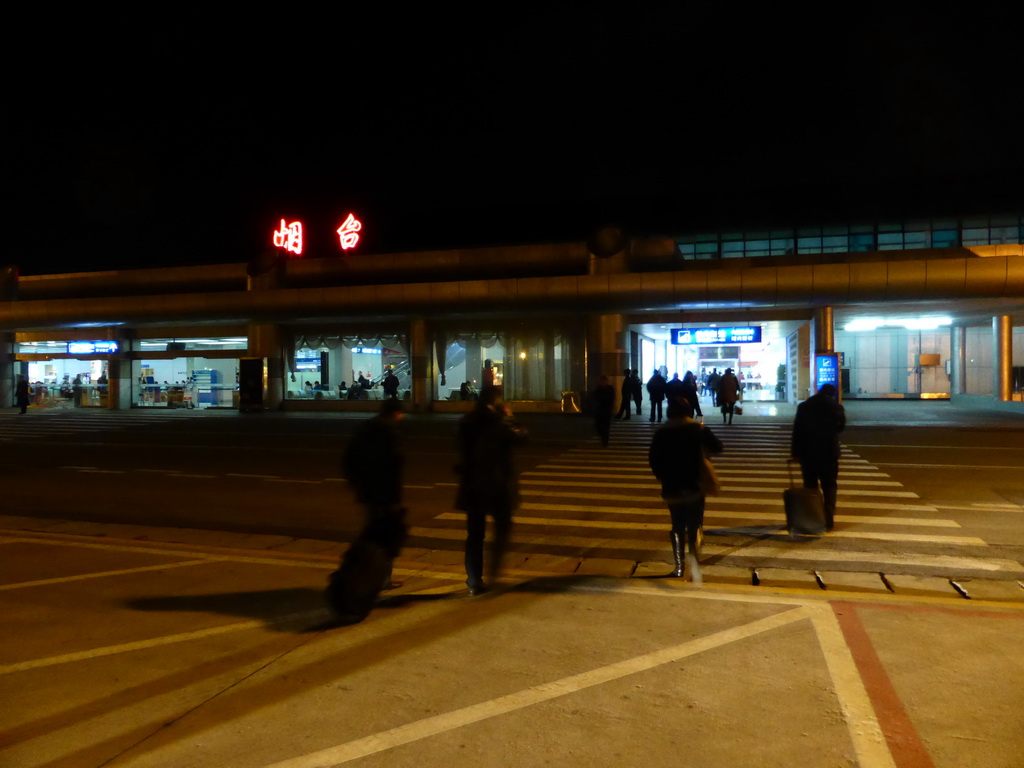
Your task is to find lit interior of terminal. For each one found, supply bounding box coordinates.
[2,213,1021,411]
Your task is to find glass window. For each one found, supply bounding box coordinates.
[132,359,238,409]
[721,241,745,258]
[850,232,875,251]
[797,236,822,253]
[821,235,849,252]
[903,231,929,249]
[962,228,989,245]
[695,242,720,258]
[990,226,1021,244]
[932,229,958,248]
[878,232,904,250]
[770,238,795,255]
[289,333,409,402]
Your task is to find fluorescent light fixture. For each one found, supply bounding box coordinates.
[844,316,952,332]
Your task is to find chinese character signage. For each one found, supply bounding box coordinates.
[271,213,364,258]
[336,213,362,250]
[815,354,840,392]
[67,341,119,355]
[272,219,303,256]
[671,327,762,345]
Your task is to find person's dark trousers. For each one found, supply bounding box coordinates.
[633,393,642,416]
[721,403,733,423]
[649,400,663,422]
[464,503,513,591]
[711,389,718,407]
[595,414,612,446]
[800,459,839,530]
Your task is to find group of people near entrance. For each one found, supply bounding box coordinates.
[340,380,844,604]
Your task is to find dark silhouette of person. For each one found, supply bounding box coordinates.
[614,368,632,420]
[593,375,616,447]
[649,398,723,582]
[791,383,846,531]
[15,375,30,414]
[647,369,667,423]
[630,368,643,415]
[342,398,406,589]
[718,368,741,423]
[665,372,685,404]
[678,370,703,418]
[454,386,526,595]
[383,369,400,399]
[706,368,721,406]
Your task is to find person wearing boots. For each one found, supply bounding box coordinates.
[648,399,723,582]
[614,368,632,420]
[718,367,741,423]
[455,386,527,595]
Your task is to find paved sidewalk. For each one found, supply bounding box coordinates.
[2,516,1022,767]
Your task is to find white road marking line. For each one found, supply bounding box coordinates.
[265,479,322,484]
[77,469,128,474]
[518,503,962,528]
[872,463,1024,470]
[0,559,217,591]
[808,604,898,768]
[0,610,329,675]
[519,489,938,512]
[260,607,812,768]
[227,473,280,479]
[61,465,97,470]
[432,513,982,544]
[524,471,903,487]
[519,479,918,498]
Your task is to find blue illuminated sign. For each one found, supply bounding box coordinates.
[671,327,762,345]
[815,354,840,391]
[67,341,119,355]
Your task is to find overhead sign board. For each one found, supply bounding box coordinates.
[67,341,119,355]
[671,327,762,345]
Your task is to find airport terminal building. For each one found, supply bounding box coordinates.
[2,213,1022,413]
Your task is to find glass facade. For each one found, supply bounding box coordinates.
[287,333,410,401]
[675,214,1022,260]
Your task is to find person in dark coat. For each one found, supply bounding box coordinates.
[630,368,643,416]
[665,372,685,404]
[15,375,30,414]
[717,368,741,423]
[614,368,632,420]
[455,386,526,594]
[680,370,703,418]
[342,398,406,589]
[791,383,846,531]
[592,375,616,447]
[706,368,721,406]
[649,398,723,582]
[646,369,667,423]
[382,369,400,399]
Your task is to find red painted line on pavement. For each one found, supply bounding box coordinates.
[831,602,935,768]
[850,601,1024,620]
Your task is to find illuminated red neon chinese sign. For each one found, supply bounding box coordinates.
[272,219,303,256]
[271,213,363,257]
[336,213,362,250]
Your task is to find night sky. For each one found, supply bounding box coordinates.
[8,13,1022,276]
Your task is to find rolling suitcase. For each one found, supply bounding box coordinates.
[783,461,826,535]
[325,510,406,623]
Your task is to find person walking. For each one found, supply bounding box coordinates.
[791,383,846,531]
[15,375,30,414]
[680,370,703,418]
[382,368,400,399]
[649,399,723,582]
[593,375,616,447]
[630,369,643,416]
[614,368,632,420]
[706,368,721,406]
[718,367,741,424]
[455,386,526,595]
[646,369,667,423]
[342,398,407,590]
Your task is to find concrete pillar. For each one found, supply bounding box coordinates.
[409,317,428,413]
[993,315,1012,401]
[544,330,557,400]
[586,313,626,408]
[0,333,12,408]
[248,323,284,410]
[812,306,834,354]
[949,326,967,395]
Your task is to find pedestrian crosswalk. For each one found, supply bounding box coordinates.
[416,419,1023,581]
[0,409,202,439]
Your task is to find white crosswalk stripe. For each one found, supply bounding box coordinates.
[425,419,1023,579]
